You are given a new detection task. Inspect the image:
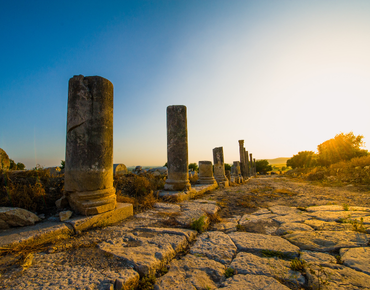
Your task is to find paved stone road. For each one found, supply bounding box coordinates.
[1,176,370,289]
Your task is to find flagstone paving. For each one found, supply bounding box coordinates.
[1,176,370,289]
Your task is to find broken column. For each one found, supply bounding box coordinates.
[65,75,116,216]
[197,161,217,185]
[213,147,229,187]
[164,105,191,191]
[231,161,243,184]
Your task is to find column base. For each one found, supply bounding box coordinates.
[197,176,217,185]
[164,179,191,191]
[67,188,117,216]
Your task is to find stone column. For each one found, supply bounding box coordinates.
[164,105,191,191]
[197,161,217,185]
[254,158,256,176]
[213,147,229,187]
[238,140,246,178]
[245,150,249,177]
[249,153,253,176]
[65,75,116,216]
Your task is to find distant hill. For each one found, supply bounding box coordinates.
[264,157,290,165]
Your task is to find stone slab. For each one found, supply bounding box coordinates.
[306,205,370,212]
[228,232,300,258]
[276,222,314,235]
[284,231,370,252]
[268,206,300,215]
[307,211,370,222]
[304,219,354,231]
[154,254,225,290]
[299,250,337,264]
[0,221,73,250]
[239,213,278,225]
[340,247,370,275]
[229,252,305,285]
[67,203,133,232]
[99,231,190,276]
[305,263,370,290]
[158,183,218,201]
[272,213,311,224]
[220,274,290,290]
[190,231,237,264]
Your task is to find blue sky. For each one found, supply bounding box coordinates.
[1,0,370,169]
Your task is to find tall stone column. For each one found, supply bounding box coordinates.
[197,161,217,185]
[238,140,246,179]
[253,158,256,176]
[65,75,116,216]
[213,147,229,187]
[164,105,191,191]
[249,153,253,176]
[245,150,249,177]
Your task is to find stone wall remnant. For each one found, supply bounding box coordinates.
[164,105,191,191]
[65,75,116,216]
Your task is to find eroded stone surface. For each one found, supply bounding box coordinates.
[276,222,314,235]
[307,211,370,222]
[190,231,237,264]
[304,219,354,231]
[229,252,305,285]
[269,205,300,215]
[340,247,370,275]
[228,232,299,258]
[306,205,370,212]
[155,254,225,290]
[305,263,370,290]
[284,231,370,252]
[239,213,278,225]
[0,207,40,228]
[299,250,337,264]
[273,213,311,224]
[220,274,290,290]
[99,231,190,276]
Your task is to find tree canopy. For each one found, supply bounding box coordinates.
[286,151,317,169]
[256,160,272,174]
[317,132,368,166]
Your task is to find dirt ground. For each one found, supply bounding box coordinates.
[206,175,370,218]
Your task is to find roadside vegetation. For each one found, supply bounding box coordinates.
[285,132,370,186]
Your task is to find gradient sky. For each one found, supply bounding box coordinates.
[1,0,370,169]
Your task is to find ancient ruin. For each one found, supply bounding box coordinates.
[213,147,229,187]
[244,149,249,177]
[197,161,217,185]
[249,153,254,176]
[65,75,116,216]
[164,105,191,191]
[231,161,243,184]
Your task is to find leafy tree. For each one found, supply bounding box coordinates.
[317,132,368,166]
[8,159,25,170]
[188,163,198,172]
[286,151,317,169]
[224,163,232,172]
[16,162,25,170]
[60,160,65,169]
[9,159,17,170]
[255,160,272,174]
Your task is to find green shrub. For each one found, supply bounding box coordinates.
[191,215,208,232]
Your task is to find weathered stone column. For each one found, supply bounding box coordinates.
[249,153,253,176]
[245,149,249,177]
[197,161,217,185]
[213,147,229,187]
[238,140,246,179]
[254,158,257,176]
[65,75,116,216]
[164,105,191,191]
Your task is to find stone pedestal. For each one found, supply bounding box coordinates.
[213,147,229,187]
[164,105,191,191]
[65,75,116,216]
[197,161,217,185]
